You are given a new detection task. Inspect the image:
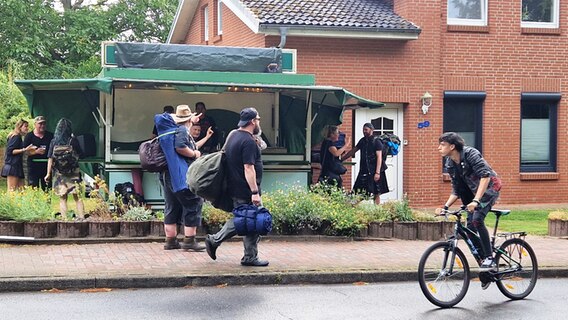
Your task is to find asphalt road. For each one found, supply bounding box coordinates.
[0,278,564,319]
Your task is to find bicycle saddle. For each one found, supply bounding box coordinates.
[490,209,510,217]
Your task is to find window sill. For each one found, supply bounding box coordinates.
[519,172,559,180]
[447,25,489,33]
[442,173,451,182]
[521,27,561,35]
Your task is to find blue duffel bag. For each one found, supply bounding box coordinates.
[233,204,273,236]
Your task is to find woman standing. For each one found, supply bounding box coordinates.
[44,118,85,219]
[2,119,34,191]
[318,125,350,187]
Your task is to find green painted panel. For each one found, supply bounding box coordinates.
[261,171,308,193]
[282,52,293,72]
[105,43,116,65]
[102,68,315,86]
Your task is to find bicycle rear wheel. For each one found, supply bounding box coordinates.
[418,241,470,308]
[495,238,538,300]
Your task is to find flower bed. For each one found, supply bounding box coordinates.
[548,211,568,237]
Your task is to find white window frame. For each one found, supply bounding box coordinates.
[217,1,223,35]
[203,6,209,42]
[521,0,560,28]
[447,0,488,26]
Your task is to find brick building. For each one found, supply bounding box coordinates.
[168,0,567,207]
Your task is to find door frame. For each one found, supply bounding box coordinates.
[352,104,404,202]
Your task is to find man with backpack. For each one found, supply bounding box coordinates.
[205,107,269,267]
[343,123,389,204]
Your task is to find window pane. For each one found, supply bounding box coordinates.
[521,119,550,163]
[444,100,480,149]
[522,0,553,22]
[448,0,482,19]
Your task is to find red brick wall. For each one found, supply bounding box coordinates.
[181,0,568,206]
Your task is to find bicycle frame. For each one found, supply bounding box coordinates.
[443,208,527,279]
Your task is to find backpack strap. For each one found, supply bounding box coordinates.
[152,130,176,142]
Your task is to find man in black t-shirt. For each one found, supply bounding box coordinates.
[343,123,389,204]
[23,116,54,190]
[205,107,268,267]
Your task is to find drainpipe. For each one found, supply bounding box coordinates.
[277,27,288,48]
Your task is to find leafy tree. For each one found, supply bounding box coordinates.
[0,0,177,79]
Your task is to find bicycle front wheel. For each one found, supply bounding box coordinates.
[495,238,538,300]
[418,241,470,308]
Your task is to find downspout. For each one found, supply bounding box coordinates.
[277,27,288,48]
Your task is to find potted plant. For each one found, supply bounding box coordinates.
[548,211,568,237]
[202,203,231,235]
[0,187,57,238]
[149,210,165,237]
[119,206,152,237]
[86,176,121,238]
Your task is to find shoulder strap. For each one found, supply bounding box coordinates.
[153,130,176,142]
[221,129,238,151]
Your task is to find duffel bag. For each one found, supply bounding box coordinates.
[233,204,272,236]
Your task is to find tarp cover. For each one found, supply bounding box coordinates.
[114,42,282,73]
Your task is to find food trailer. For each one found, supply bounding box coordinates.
[15,42,383,206]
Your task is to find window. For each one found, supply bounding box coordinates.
[203,6,209,42]
[216,0,223,35]
[520,93,559,172]
[521,0,559,28]
[447,0,487,26]
[443,92,485,152]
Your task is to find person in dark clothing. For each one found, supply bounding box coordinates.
[45,118,85,218]
[194,102,219,153]
[205,107,269,267]
[23,116,53,190]
[318,125,350,187]
[1,119,33,191]
[343,123,389,204]
[438,132,502,288]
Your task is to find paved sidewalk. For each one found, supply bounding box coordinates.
[0,235,567,292]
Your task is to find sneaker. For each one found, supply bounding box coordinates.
[481,281,491,290]
[479,257,496,272]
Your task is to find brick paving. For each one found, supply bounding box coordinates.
[1,235,566,279]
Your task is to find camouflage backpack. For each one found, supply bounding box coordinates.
[52,139,79,174]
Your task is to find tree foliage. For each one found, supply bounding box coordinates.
[0,0,177,145]
[0,0,178,79]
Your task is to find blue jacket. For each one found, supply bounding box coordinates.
[154,113,188,193]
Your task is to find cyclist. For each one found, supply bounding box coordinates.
[438,132,503,285]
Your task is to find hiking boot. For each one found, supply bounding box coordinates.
[479,257,496,272]
[181,236,206,252]
[163,237,181,250]
[205,234,218,260]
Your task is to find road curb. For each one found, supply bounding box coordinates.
[1,267,566,293]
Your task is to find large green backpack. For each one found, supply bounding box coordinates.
[52,139,79,174]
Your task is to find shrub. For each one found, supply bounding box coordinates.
[0,187,54,222]
[202,202,232,229]
[548,210,568,221]
[121,206,153,221]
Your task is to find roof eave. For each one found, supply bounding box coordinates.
[167,0,199,44]
[259,24,421,40]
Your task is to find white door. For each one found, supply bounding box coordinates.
[353,105,403,202]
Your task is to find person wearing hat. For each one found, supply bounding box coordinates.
[205,107,269,267]
[343,123,389,205]
[161,105,212,251]
[23,116,54,190]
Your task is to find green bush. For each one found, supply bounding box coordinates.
[121,206,153,221]
[263,184,414,236]
[0,187,54,222]
[202,202,232,229]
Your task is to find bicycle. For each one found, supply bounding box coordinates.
[417,207,538,308]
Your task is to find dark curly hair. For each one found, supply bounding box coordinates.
[53,118,74,146]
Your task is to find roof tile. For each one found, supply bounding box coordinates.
[240,0,419,31]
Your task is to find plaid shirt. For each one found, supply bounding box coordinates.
[444,146,502,207]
